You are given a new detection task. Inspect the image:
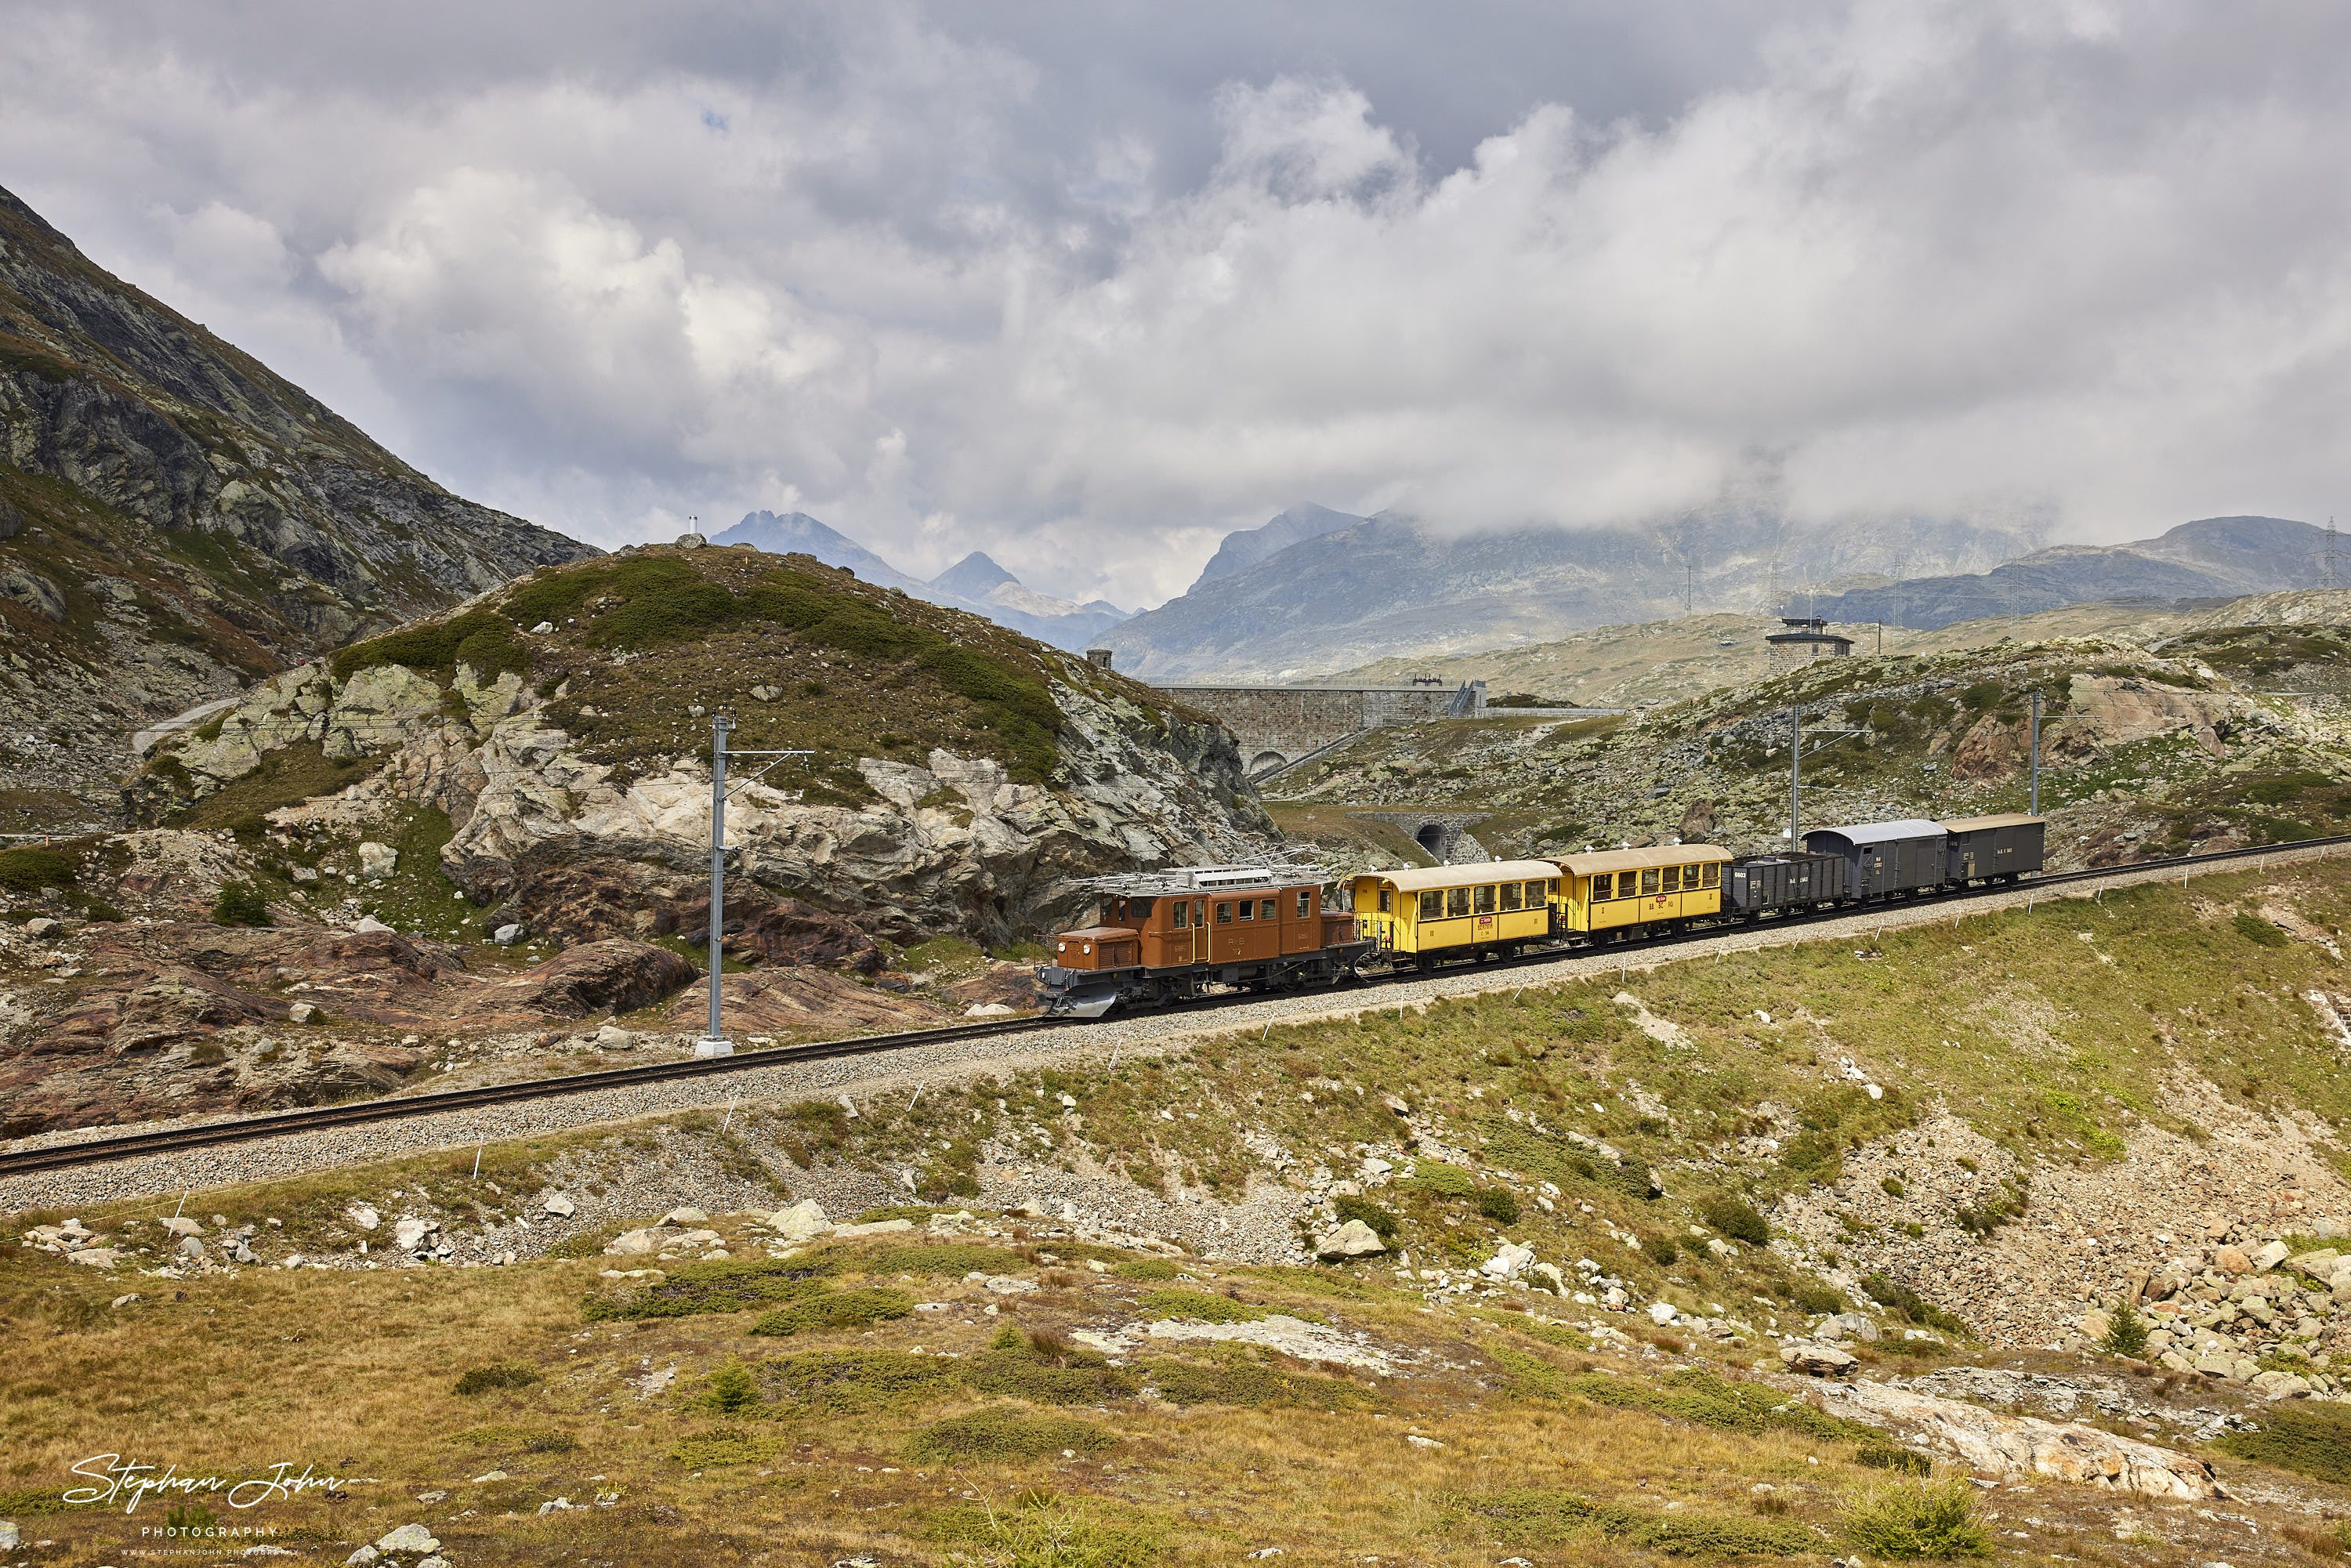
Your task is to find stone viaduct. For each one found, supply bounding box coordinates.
[1150,681,1487,777]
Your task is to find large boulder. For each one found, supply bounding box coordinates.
[1314,1219,1389,1261]
[1780,1342,1859,1377]
[770,1200,834,1241]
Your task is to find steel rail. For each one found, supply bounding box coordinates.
[5,830,2345,1180]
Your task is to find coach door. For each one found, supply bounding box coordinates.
[1168,896,1207,963]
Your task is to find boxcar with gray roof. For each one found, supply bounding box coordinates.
[1940,813,2045,882]
[1801,819,1948,898]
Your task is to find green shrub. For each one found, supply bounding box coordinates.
[749,1287,915,1336]
[1702,1199,1770,1246]
[1440,1488,1813,1555]
[1854,1446,1933,1475]
[698,1363,762,1413]
[1792,1284,1846,1314]
[2234,911,2290,948]
[927,1493,1164,1566]
[1842,1479,1991,1558]
[583,559,743,648]
[1139,1287,1266,1324]
[967,1334,1138,1406]
[1112,1257,1179,1281]
[331,610,525,681]
[1643,1234,1679,1267]
[1402,1164,1476,1200]
[902,1407,1118,1462]
[211,879,273,927]
[1476,1188,1523,1226]
[2102,1300,2150,1357]
[668,1425,779,1468]
[1780,1130,1842,1177]
[1882,1177,1907,1198]
[1860,1274,1969,1336]
[451,1363,541,1396]
[2216,1403,2351,1482]
[452,1424,577,1453]
[1953,1178,2030,1239]
[581,1256,831,1321]
[763,1349,958,1415]
[1560,1367,1874,1441]
[0,846,77,893]
[1143,1357,1378,1412]
[1335,1195,1402,1241]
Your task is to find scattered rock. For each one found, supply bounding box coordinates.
[2250,1370,2312,1400]
[1405,1434,1445,1450]
[373,1523,440,1555]
[353,916,395,935]
[357,842,399,882]
[661,1207,709,1226]
[963,1001,1016,1018]
[287,1001,321,1025]
[984,1276,1041,1295]
[595,1024,636,1050]
[1647,1302,1679,1326]
[1780,1342,1860,1377]
[392,1217,440,1251]
[493,924,525,947]
[605,1227,678,1256]
[346,1204,380,1232]
[2214,1246,2254,1276]
[836,1219,915,1238]
[540,1191,577,1219]
[160,1217,205,1238]
[2252,1239,2291,1273]
[770,1200,834,1240]
[24,917,60,939]
[1313,1219,1389,1261]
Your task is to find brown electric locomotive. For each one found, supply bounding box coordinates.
[1038,863,1370,1016]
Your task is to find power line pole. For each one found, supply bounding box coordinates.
[2028,690,2040,816]
[697,713,813,1059]
[699,712,736,1058]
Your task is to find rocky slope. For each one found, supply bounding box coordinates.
[1314,588,2351,713]
[135,541,1272,946]
[0,183,596,829]
[1269,620,2351,870]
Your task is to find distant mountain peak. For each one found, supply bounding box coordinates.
[1191,502,1364,592]
[932,550,1020,598]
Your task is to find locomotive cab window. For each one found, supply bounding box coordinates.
[1172,901,1188,928]
[1299,889,1314,918]
[1473,885,1497,914]
[1500,882,1522,911]
[1446,887,1472,918]
[1418,891,1443,920]
[1215,902,1233,923]
[1260,899,1277,921]
[1237,900,1253,920]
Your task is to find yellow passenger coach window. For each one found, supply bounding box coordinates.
[1642,869,1660,895]
[1661,866,1680,893]
[1500,883,1522,911]
[1447,887,1471,918]
[1702,863,1719,888]
[1378,889,1393,913]
[1418,891,1443,919]
[1474,885,1496,914]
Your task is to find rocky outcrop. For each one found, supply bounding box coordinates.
[149,641,1275,946]
[1835,1378,2226,1499]
[0,182,594,825]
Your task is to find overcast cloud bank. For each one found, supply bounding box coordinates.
[3,0,2346,608]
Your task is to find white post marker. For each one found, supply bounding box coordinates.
[697,712,737,1060]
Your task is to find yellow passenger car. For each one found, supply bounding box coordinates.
[1350,860,1563,963]
[1554,846,1731,935]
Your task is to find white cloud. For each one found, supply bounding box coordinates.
[2,1,2349,609]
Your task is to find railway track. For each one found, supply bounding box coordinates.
[5,831,2345,1180]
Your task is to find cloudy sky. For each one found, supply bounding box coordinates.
[4,1,2348,607]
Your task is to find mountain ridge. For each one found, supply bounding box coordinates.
[0,181,596,827]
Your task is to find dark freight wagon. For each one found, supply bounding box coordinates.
[1724,852,1848,911]
[1940,813,2045,882]
[1802,818,1947,898]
